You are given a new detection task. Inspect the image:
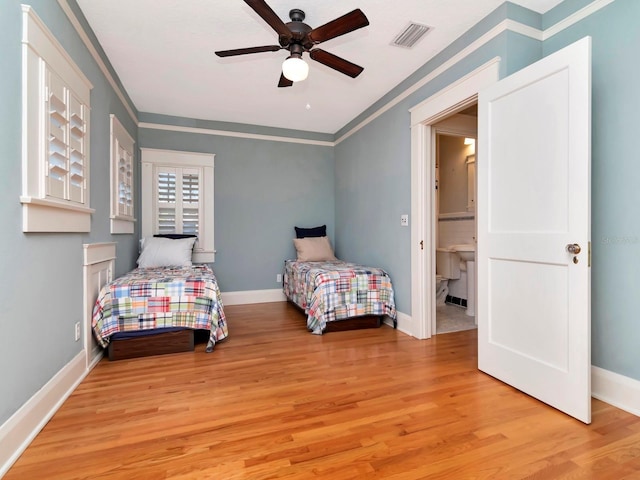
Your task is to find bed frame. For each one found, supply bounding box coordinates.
[287,300,388,333]
[107,329,195,361]
[324,315,383,332]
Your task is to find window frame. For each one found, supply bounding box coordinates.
[110,114,136,234]
[20,5,94,232]
[141,148,215,263]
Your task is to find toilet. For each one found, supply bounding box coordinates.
[435,274,448,305]
[435,248,460,305]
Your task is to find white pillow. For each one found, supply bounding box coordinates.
[136,237,196,268]
[293,236,337,262]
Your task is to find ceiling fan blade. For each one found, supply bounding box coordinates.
[215,45,281,57]
[308,9,369,44]
[309,49,364,78]
[244,0,292,44]
[278,73,293,88]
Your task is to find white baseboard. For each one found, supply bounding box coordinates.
[383,311,412,336]
[221,288,287,306]
[592,366,640,417]
[89,348,103,370]
[0,350,88,477]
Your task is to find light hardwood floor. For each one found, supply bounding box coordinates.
[6,302,640,479]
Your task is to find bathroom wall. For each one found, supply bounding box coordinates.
[438,219,475,248]
[438,135,474,215]
[437,133,476,301]
[437,133,476,252]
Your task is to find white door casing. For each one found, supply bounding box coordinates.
[477,37,591,423]
[410,58,501,339]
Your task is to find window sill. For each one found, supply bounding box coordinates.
[21,196,94,232]
[110,215,136,234]
[193,251,215,264]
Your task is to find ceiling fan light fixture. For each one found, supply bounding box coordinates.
[282,54,309,82]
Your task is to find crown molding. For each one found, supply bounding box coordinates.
[57,0,137,124]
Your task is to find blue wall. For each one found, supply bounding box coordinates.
[138,118,335,292]
[0,0,138,425]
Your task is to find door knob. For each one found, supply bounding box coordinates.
[567,243,581,254]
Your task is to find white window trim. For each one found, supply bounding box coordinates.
[141,148,215,263]
[21,5,94,232]
[110,114,136,234]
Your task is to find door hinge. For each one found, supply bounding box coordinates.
[420,240,424,250]
[588,241,591,267]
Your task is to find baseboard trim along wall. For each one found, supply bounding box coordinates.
[384,311,413,337]
[221,289,287,306]
[0,351,88,478]
[592,366,640,417]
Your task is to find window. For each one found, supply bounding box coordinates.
[110,115,136,234]
[141,149,215,263]
[21,5,94,232]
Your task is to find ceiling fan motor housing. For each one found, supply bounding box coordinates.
[281,9,312,49]
[289,9,305,22]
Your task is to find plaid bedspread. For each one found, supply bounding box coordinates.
[92,265,228,352]
[283,260,397,334]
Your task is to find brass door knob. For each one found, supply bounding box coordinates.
[567,243,581,255]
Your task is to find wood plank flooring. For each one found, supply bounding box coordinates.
[6,302,640,479]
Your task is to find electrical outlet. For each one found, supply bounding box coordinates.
[276,274,282,283]
[74,322,81,341]
[400,214,409,226]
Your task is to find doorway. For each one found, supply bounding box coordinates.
[409,59,499,340]
[432,110,478,334]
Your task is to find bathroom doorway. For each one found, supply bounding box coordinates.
[432,109,478,334]
[408,58,499,340]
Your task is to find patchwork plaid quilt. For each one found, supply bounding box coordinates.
[92,265,228,352]
[283,260,397,334]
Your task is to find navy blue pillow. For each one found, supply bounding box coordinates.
[295,225,326,238]
[153,234,197,240]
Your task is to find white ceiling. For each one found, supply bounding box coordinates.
[76,0,562,134]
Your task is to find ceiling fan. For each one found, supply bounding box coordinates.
[215,0,369,87]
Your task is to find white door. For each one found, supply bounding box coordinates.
[477,37,591,423]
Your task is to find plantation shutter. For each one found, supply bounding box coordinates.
[117,144,133,217]
[181,169,200,235]
[155,167,202,237]
[45,68,88,205]
[157,168,177,234]
[46,71,68,201]
[68,93,86,203]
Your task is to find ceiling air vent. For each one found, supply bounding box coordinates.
[391,22,431,48]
